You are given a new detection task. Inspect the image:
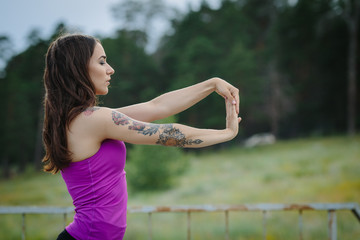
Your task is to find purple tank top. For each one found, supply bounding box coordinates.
[61,139,127,240]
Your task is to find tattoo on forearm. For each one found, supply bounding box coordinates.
[111,111,203,147]
[156,126,203,147]
[128,122,160,136]
[83,107,100,116]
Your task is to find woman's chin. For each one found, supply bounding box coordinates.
[96,89,109,95]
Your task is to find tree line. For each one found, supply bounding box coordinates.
[0,0,359,178]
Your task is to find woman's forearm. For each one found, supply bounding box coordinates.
[156,123,235,148]
[150,78,217,119]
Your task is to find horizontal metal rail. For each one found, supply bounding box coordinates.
[1,203,359,240]
[128,203,360,240]
[127,202,360,214]
[0,206,74,240]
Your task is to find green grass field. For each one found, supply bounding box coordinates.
[0,135,359,239]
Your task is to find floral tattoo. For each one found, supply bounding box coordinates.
[156,126,203,147]
[112,111,130,125]
[111,111,203,147]
[83,107,100,116]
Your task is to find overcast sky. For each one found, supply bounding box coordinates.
[0,0,220,55]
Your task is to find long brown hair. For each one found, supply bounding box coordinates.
[42,34,98,173]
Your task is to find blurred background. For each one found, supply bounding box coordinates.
[0,0,359,239]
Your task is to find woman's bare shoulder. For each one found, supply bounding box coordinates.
[68,107,113,133]
[67,107,112,162]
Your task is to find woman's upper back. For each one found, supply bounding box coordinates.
[67,107,105,162]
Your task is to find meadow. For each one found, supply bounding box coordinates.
[0,135,359,239]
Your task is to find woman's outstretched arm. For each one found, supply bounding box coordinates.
[117,77,239,122]
[88,99,240,148]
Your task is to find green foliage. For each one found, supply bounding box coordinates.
[126,116,189,191]
[126,144,188,191]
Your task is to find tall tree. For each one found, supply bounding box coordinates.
[0,35,13,177]
[341,0,360,136]
[241,0,293,136]
[0,35,13,74]
[275,0,351,136]
[111,0,171,52]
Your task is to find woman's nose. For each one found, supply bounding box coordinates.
[107,65,115,75]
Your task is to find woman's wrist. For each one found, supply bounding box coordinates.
[208,77,221,90]
[222,128,237,141]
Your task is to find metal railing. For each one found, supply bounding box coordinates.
[1,203,359,240]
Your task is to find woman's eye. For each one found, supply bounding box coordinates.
[100,61,105,65]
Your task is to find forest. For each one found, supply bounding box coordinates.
[0,0,359,178]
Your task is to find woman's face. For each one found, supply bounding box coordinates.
[88,42,115,95]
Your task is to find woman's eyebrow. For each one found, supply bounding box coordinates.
[98,55,107,60]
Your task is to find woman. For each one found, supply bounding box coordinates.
[42,34,241,240]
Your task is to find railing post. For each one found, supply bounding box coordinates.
[148,212,152,240]
[298,210,303,240]
[328,210,337,240]
[22,213,26,240]
[187,211,191,240]
[262,210,267,240]
[63,213,67,229]
[225,210,229,240]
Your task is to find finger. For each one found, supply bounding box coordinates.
[229,89,239,114]
[223,91,234,102]
[230,96,237,115]
[228,100,237,118]
[225,98,230,115]
[226,98,232,113]
[226,99,235,119]
[217,91,227,100]
[235,94,240,114]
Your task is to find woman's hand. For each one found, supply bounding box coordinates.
[225,98,241,140]
[212,77,240,114]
